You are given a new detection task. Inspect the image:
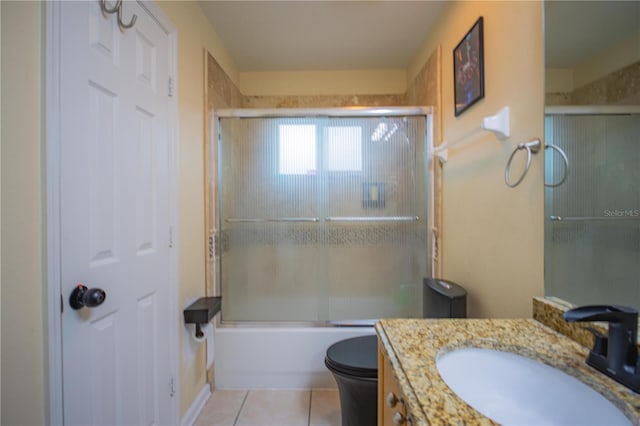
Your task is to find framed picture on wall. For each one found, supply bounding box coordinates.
[453,17,485,116]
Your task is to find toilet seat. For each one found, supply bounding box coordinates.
[325,335,378,379]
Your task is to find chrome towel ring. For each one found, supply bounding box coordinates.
[505,139,541,188]
[544,144,569,187]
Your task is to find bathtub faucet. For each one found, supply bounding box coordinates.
[564,305,640,393]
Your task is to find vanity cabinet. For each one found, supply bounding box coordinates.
[378,343,411,426]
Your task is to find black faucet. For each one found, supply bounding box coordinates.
[564,305,640,393]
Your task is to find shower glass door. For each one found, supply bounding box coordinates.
[218,112,429,322]
[544,112,640,309]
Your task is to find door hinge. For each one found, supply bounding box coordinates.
[169,376,176,397]
[208,231,215,260]
[61,293,64,314]
[169,227,174,248]
[168,76,174,98]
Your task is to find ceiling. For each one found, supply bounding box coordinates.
[198,1,446,71]
[199,1,639,73]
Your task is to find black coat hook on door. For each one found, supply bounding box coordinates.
[99,0,137,31]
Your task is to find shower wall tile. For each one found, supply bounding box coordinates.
[206,52,243,307]
[242,94,405,108]
[406,46,443,277]
[207,53,243,110]
[405,47,439,107]
[572,60,640,105]
[220,225,427,250]
[546,60,640,106]
[545,92,572,105]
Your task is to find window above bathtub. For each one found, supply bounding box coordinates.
[278,124,363,176]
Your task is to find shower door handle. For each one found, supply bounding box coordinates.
[325,216,419,222]
[226,217,320,223]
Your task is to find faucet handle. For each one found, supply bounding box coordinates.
[584,327,608,356]
[563,305,638,324]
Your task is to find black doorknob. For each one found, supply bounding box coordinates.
[69,284,106,310]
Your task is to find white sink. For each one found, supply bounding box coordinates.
[436,347,631,425]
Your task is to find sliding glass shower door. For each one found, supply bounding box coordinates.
[545,111,640,309]
[218,111,429,322]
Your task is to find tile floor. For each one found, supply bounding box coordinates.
[195,389,341,426]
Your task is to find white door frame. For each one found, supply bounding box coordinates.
[44,2,180,424]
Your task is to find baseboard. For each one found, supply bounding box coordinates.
[181,385,211,426]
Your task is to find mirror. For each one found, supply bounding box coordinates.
[544,1,640,309]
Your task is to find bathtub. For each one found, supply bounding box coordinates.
[214,326,375,389]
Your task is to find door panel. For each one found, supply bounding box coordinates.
[60,2,173,424]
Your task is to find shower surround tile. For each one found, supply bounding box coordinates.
[546,60,640,106]
[207,53,243,110]
[242,94,405,109]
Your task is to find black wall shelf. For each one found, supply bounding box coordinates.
[183,296,221,338]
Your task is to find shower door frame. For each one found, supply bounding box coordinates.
[213,106,435,326]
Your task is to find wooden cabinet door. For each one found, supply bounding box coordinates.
[378,343,409,426]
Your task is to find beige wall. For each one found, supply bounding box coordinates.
[1,2,46,425]
[155,1,240,417]
[573,30,640,90]
[545,29,640,105]
[546,30,640,94]
[409,1,545,317]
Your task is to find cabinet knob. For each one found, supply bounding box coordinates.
[393,411,406,425]
[386,392,399,408]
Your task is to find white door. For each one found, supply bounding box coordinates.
[60,1,174,424]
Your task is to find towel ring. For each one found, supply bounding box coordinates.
[544,144,569,187]
[505,139,541,188]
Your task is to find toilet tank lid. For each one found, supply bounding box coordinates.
[424,278,467,299]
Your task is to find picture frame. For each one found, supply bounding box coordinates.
[453,17,485,116]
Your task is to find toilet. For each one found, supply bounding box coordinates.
[325,278,467,426]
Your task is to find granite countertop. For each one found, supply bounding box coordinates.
[376,318,640,425]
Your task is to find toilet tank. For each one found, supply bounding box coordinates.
[423,278,467,318]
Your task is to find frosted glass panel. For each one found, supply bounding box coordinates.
[279,124,316,175]
[544,113,640,309]
[324,117,426,320]
[326,126,362,172]
[218,115,428,322]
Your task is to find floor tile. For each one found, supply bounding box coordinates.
[235,389,311,426]
[309,389,341,426]
[195,389,248,426]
